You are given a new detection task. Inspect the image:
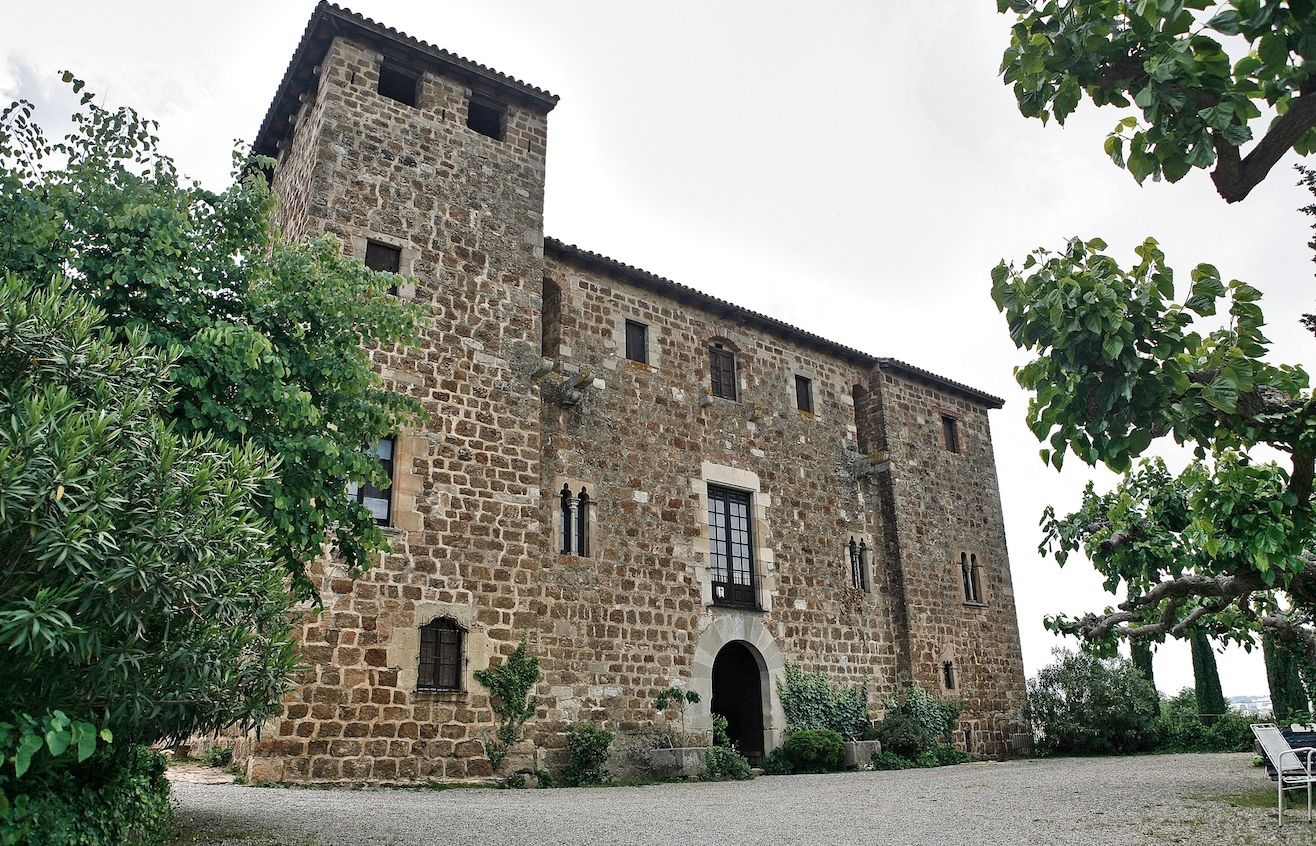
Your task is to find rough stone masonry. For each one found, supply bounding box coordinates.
[228,2,1031,784]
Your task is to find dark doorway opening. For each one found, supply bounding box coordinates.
[710,641,765,764]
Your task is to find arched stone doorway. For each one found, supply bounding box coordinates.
[711,641,766,763]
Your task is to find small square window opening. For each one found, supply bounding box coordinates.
[624,320,648,364]
[467,97,506,140]
[795,375,814,413]
[377,63,419,107]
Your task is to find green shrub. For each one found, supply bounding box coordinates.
[776,665,871,740]
[782,728,845,773]
[201,744,233,768]
[473,637,541,769]
[916,746,973,767]
[1155,699,1256,753]
[1027,648,1160,755]
[561,723,613,787]
[870,750,915,770]
[884,685,960,743]
[702,746,754,781]
[0,746,171,846]
[760,747,793,775]
[874,713,931,760]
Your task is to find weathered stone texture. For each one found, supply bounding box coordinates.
[233,13,1030,783]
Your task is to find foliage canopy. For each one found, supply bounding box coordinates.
[0,80,423,600]
[999,0,1316,201]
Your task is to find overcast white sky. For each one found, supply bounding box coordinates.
[7,1,1313,698]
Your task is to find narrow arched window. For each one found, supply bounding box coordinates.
[848,537,868,592]
[942,660,956,691]
[969,554,983,603]
[418,618,463,692]
[560,484,573,555]
[576,489,590,558]
[960,553,973,602]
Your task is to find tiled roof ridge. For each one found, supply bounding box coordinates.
[543,237,1004,409]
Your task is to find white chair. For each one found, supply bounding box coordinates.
[1251,723,1316,826]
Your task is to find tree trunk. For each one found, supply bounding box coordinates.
[1131,641,1159,714]
[1190,630,1228,719]
[1265,634,1310,721]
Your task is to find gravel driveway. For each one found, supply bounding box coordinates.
[169,753,1311,846]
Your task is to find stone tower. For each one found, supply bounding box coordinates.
[250,3,559,781]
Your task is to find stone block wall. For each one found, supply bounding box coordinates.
[871,369,1031,757]
[243,32,555,784]
[235,18,1030,783]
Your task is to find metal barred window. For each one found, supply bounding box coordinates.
[709,345,737,400]
[418,618,463,692]
[708,485,756,609]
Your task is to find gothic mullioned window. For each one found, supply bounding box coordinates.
[848,536,868,592]
[961,552,983,604]
[559,484,592,556]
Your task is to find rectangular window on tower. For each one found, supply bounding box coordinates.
[795,375,814,413]
[467,95,506,141]
[364,240,402,296]
[625,320,648,364]
[941,414,960,454]
[377,62,419,107]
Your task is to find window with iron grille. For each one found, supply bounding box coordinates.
[624,320,648,364]
[848,536,868,592]
[377,62,419,107]
[795,375,813,413]
[941,414,960,453]
[709,345,737,400]
[708,485,756,609]
[418,618,463,692]
[346,437,394,526]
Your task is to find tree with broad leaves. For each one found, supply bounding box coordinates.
[0,76,423,601]
[992,230,1316,659]
[999,0,1316,202]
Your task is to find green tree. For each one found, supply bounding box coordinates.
[993,235,1316,657]
[0,273,294,770]
[1026,649,1162,755]
[999,0,1316,202]
[0,81,422,600]
[1130,641,1160,714]
[1190,630,1228,716]
[1263,633,1309,719]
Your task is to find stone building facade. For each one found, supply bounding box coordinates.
[237,2,1029,783]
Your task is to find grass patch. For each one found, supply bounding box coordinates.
[168,820,317,846]
[1194,789,1308,810]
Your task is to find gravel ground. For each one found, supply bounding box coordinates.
[169,753,1315,846]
